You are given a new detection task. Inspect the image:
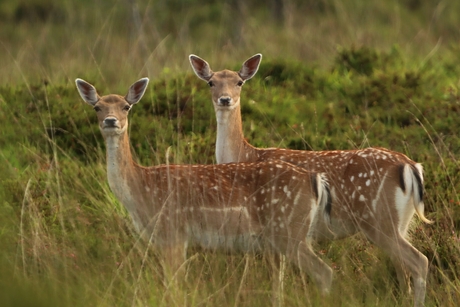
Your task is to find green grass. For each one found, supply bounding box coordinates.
[1,0,460,306]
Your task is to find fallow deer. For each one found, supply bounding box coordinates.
[75,77,334,296]
[189,54,432,307]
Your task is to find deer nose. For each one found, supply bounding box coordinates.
[104,117,118,127]
[219,97,232,106]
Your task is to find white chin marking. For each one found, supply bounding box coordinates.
[216,99,240,110]
[103,124,127,135]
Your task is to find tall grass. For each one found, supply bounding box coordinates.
[1,0,459,306]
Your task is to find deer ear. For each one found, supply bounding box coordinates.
[239,53,262,81]
[75,78,100,106]
[189,54,213,81]
[125,78,149,105]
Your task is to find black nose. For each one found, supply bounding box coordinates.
[104,118,117,127]
[219,97,231,106]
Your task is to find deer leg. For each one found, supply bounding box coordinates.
[392,239,428,307]
[286,240,333,294]
[265,251,285,307]
[368,233,428,307]
[159,243,188,306]
[160,243,188,288]
[391,256,411,295]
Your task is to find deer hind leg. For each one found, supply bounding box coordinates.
[391,256,411,295]
[264,251,285,307]
[285,240,333,294]
[392,238,428,307]
[369,233,428,307]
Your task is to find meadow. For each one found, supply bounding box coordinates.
[0,0,459,306]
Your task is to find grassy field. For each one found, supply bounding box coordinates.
[0,0,459,306]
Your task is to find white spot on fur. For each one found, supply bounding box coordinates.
[293,192,301,206]
[372,171,388,212]
[283,185,292,198]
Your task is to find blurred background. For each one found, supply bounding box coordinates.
[0,0,459,85]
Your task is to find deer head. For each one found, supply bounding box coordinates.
[189,54,262,110]
[75,78,149,137]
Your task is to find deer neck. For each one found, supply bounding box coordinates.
[215,104,257,163]
[104,131,144,230]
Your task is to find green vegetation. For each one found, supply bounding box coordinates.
[0,0,459,306]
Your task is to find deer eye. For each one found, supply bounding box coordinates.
[93,106,101,112]
[122,105,131,111]
[208,81,214,87]
[237,80,244,87]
